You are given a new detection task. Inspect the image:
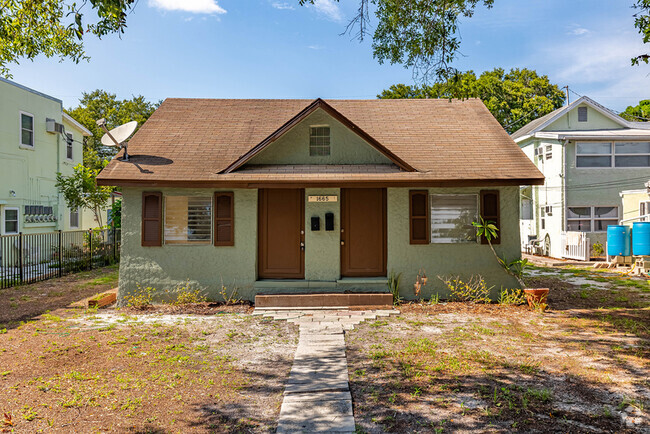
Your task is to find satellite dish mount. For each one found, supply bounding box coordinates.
[97,119,138,161]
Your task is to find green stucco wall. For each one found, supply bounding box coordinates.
[304,188,340,281]
[118,187,259,303]
[119,186,521,303]
[246,108,393,166]
[387,187,521,300]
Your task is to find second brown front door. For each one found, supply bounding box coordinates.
[341,188,387,277]
[258,189,305,279]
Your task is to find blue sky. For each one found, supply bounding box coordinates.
[6,0,650,113]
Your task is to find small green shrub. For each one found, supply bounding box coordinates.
[498,287,526,306]
[124,285,155,309]
[388,270,403,306]
[429,293,440,305]
[438,275,492,304]
[592,242,604,256]
[173,281,207,305]
[218,279,241,305]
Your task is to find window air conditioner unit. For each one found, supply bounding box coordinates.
[46,118,65,134]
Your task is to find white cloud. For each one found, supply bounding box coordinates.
[307,45,324,50]
[568,27,589,36]
[311,0,343,22]
[271,2,295,10]
[529,29,650,110]
[148,0,226,14]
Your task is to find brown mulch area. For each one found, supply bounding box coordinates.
[0,266,118,330]
[347,270,650,433]
[0,305,298,433]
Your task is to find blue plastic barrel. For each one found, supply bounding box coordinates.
[632,222,650,256]
[607,225,631,256]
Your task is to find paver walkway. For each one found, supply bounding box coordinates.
[253,308,399,433]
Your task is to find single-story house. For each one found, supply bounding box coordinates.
[97,98,544,303]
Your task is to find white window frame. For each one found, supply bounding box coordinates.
[19,111,34,149]
[545,145,552,160]
[566,205,618,233]
[429,193,479,244]
[66,133,74,160]
[69,207,80,229]
[309,124,331,157]
[3,207,19,235]
[639,200,650,222]
[575,141,650,169]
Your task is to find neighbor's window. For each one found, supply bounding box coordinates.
[567,206,618,232]
[640,201,650,221]
[576,141,650,168]
[69,208,79,228]
[66,133,73,160]
[4,208,18,234]
[430,194,478,243]
[20,112,34,147]
[164,196,212,244]
[614,142,650,167]
[309,126,330,156]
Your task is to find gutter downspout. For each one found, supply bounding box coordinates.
[56,118,62,231]
[562,139,568,235]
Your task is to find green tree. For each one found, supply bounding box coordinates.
[379,68,565,133]
[0,0,135,77]
[65,90,159,169]
[56,164,112,228]
[634,0,650,65]
[620,99,650,121]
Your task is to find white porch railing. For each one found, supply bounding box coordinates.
[561,231,590,261]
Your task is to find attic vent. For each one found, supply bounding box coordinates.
[310,126,330,156]
[578,106,588,122]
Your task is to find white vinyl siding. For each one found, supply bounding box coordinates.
[164,196,212,244]
[430,194,478,243]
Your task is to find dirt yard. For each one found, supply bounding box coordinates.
[0,265,119,330]
[0,305,298,432]
[347,265,650,433]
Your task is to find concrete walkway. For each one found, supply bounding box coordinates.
[253,308,399,433]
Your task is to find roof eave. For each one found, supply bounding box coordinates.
[62,112,93,136]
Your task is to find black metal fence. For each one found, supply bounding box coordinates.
[0,228,121,289]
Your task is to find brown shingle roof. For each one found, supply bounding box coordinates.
[97,98,544,187]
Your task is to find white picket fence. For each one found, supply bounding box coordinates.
[561,231,590,261]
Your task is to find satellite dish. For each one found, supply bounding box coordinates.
[97,119,137,161]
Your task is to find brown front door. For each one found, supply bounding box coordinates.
[341,188,387,277]
[258,189,305,279]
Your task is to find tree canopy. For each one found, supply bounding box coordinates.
[379,68,565,133]
[0,0,135,77]
[2,1,648,81]
[66,90,159,169]
[56,164,112,228]
[620,99,650,121]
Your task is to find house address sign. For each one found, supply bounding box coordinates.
[308,195,338,203]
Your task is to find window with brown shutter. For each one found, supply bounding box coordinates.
[480,190,500,245]
[142,192,162,246]
[214,192,234,246]
[409,190,429,244]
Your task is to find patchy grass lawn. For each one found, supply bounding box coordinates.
[0,307,298,432]
[0,265,119,330]
[347,266,650,433]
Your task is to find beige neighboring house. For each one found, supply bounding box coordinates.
[620,184,650,226]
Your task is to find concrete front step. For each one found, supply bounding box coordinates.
[255,292,393,308]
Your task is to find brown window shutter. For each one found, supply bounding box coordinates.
[214,192,234,246]
[142,192,162,246]
[480,190,500,245]
[409,190,429,244]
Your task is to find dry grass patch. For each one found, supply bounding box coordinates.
[0,308,298,433]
